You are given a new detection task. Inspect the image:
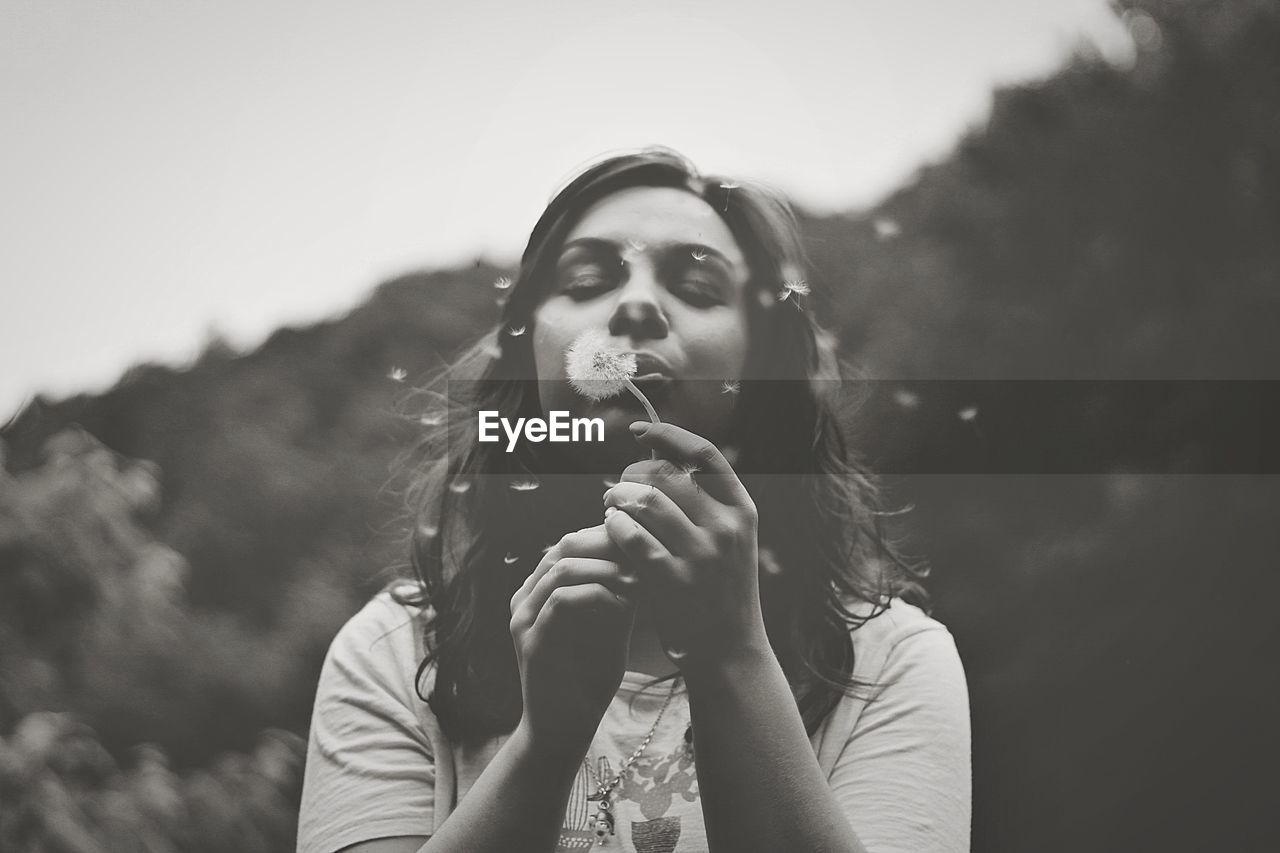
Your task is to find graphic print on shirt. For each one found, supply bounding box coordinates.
[557,741,698,853]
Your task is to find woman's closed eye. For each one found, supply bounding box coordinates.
[561,266,614,298]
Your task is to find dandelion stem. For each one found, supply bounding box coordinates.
[623,379,660,460]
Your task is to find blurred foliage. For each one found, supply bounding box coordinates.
[1,0,1278,850]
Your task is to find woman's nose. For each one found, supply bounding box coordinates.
[607,269,669,339]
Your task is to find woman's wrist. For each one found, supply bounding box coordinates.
[511,717,592,777]
[673,620,774,690]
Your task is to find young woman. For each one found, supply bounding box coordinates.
[297,148,971,853]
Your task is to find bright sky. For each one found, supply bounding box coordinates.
[0,0,1132,421]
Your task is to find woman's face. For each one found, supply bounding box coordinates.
[531,186,753,470]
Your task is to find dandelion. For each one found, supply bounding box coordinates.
[388,366,408,382]
[493,275,513,291]
[565,330,661,460]
[509,478,541,492]
[448,480,472,494]
[873,217,901,240]
[507,325,526,337]
[503,552,519,565]
[958,405,978,422]
[721,380,740,395]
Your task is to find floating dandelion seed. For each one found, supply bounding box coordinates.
[691,249,708,262]
[509,478,541,492]
[540,542,555,554]
[759,547,783,577]
[503,552,519,565]
[507,325,526,337]
[958,406,978,422]
[892,389,921,410]
[777,279,810,304]
[493,275,513,291]
[448,480,472,494]
[602,476,619,489]
[680,462,701,477]
[388,367,407,382]
[721,380,740,395]
[419,524,439,539]
[719,181,740,212]
[873,217,901,240]
[419,413,445,427]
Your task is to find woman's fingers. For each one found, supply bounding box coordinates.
[603,505,693,589]
[628,421,751,508]
[603,481,704,558]
[511,557,636,634]
[510,524,622,616]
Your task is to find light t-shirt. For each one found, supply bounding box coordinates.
[297,585,971,853]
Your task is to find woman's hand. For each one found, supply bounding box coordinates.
[509,524,638,756]
[602,421,770,674]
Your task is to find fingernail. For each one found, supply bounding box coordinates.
[629,421,649,436]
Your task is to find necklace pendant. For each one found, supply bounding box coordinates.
[591,795,615,845]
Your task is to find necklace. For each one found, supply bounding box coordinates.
[582,678,681,846]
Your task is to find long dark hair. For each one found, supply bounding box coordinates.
[388,147,929,746]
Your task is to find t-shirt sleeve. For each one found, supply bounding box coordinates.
[296,594,437,853]
[830,625,972,853]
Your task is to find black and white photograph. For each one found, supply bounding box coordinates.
[1,1,1277,852]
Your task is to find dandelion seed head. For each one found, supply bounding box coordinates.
[565,330,636,401]
[781,278,810,297]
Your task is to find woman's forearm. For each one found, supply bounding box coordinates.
[417,722,584,853]
[683,641,870,853]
